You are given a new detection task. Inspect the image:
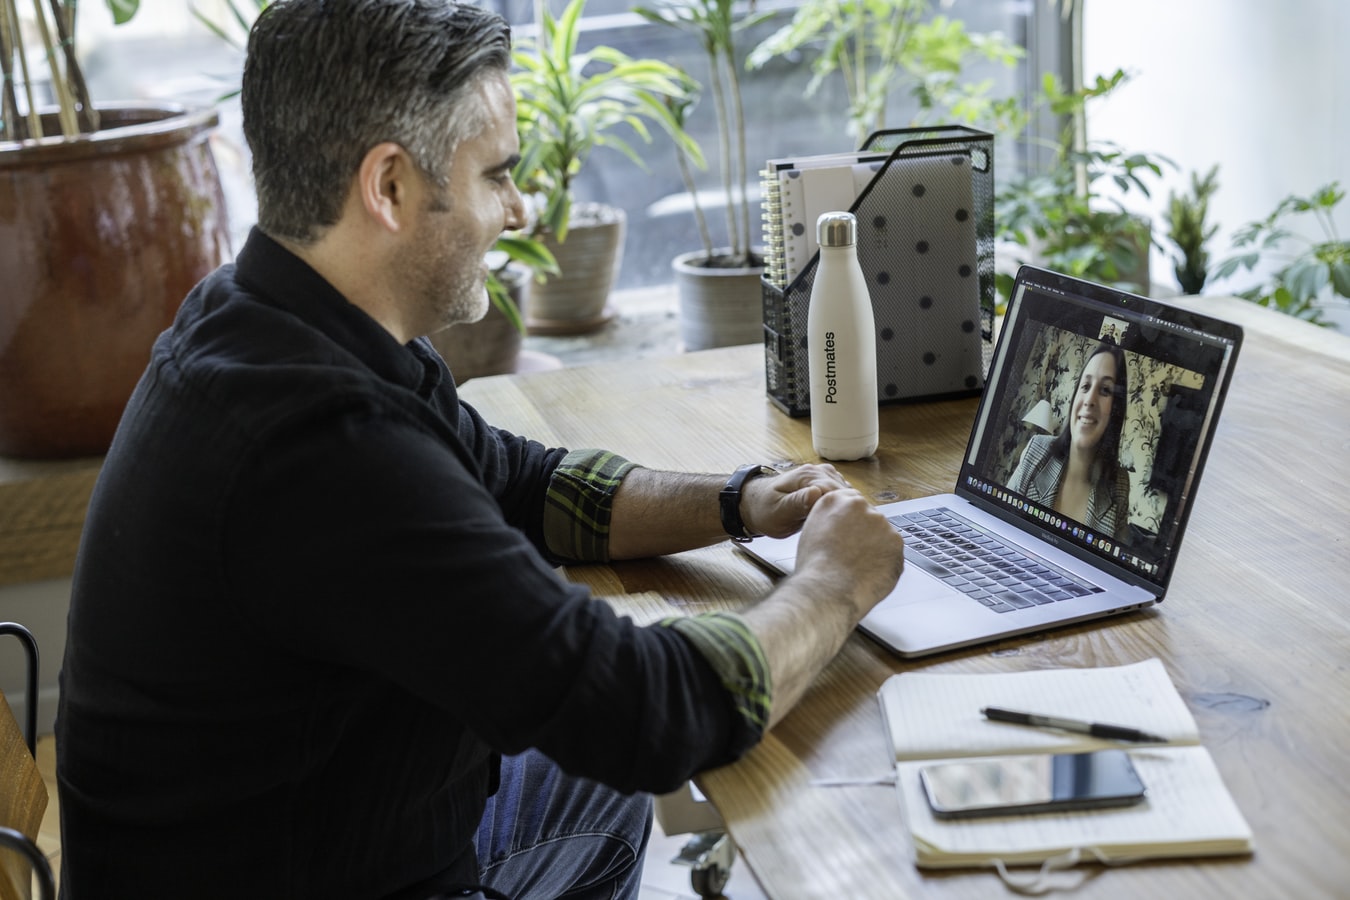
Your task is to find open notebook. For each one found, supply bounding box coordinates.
[879,659,1253,869]
[742,266,1244,656]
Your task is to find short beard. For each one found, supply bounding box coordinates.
[398,194,490,339]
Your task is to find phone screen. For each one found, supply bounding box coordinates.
[919,749,1146,818]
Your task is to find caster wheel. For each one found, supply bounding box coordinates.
[674,830,736,898]
[691,862,731,898]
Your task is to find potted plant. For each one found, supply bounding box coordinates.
[1163,164,1221,295]
[633,0,776,351]
[994,69,1172,304]
[0,0,231,459]
[512,0,698,335]
[1212,181,1350,328]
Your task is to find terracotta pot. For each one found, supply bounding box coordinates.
[0,104,230,459]
[526,203,624,336]
[673,248,767,351]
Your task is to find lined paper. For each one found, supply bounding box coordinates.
[880,659,1201,761]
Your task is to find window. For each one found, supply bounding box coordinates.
[499,0,1055,290]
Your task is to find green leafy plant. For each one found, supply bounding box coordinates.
[1213,182,1350,325]
[995,69,1172,303]
[512,0,700,242]
[632,0,773,267]
[488,234,559,332]
[1163,164,1221,295]
[744,0,1023,144]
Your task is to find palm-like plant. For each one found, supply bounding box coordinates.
[488,235,558,332]
[1,0,106,140]
[512,0,701,243]
[633,0,771,268]
[1164,165,1220,295]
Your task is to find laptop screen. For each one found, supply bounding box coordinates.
[957,267,1243,591]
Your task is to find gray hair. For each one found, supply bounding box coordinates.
[242,0,513,243]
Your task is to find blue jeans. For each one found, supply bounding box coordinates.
[468,748,654,900]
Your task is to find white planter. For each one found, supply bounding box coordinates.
[672,248,766,352]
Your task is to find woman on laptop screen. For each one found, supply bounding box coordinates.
[1008,342,1131,541]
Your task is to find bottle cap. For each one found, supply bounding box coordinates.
[817,211,857,248]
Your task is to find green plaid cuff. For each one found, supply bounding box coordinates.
[543,449,638,563]
[663,612,772,733]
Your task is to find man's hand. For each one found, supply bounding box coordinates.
[740,463,851,539]
[791,487,905,618]
[738,485,904,728]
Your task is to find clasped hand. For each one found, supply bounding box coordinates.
[740,463,853,538]
[743,463,905,620]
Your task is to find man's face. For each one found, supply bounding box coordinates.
[402,72,526,338]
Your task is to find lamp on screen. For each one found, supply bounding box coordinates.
[1022,399,1056,434]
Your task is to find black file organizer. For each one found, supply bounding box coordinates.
[761,125,996,417]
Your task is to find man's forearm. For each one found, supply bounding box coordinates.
[607,467,727,560]
[737,569,858,729]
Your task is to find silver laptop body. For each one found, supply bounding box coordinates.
[742,265,1244,657]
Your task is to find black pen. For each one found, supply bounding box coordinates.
[981,706,1167,744]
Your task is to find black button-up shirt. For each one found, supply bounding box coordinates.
[56,230,758,899]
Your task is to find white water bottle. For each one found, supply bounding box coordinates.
[808,211,878,460]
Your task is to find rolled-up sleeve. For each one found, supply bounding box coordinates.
[543,448,639,562]
[543,450,772,753]
[662,612,772,737]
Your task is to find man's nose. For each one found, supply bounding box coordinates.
[504,181,527,231]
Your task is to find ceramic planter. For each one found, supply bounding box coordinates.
[526,203,625,336]
[0,104,230,458]
[672,248,766,351]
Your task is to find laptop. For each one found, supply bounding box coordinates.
[741,265,1244,657]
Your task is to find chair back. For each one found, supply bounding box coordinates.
[0,623,52,900]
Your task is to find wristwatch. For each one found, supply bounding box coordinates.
[720,464,776,542]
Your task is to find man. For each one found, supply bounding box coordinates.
[54,0,904,897]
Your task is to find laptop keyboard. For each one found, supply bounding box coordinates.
[889,508,1101,614]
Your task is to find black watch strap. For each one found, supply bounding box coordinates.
[720,464,776,542]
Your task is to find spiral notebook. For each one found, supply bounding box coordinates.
[761,150,888,288]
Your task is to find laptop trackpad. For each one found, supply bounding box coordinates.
[877,565,951,608]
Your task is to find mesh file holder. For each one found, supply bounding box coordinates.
[761,126,995,416]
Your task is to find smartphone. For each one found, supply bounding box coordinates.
[919,749,1146,819]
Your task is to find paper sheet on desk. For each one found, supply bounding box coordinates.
[881,658,1202,760]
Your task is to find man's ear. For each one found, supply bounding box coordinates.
[356,142,416,233]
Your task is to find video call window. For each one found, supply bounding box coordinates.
[968,287,1232,575]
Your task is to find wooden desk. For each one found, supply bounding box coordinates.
[461,296,1350,899]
